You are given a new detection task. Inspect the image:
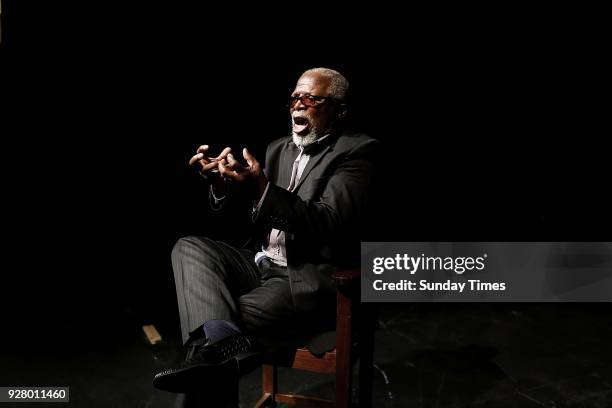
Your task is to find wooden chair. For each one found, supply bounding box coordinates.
[254,268,376,408]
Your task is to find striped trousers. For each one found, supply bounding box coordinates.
[172,236,332,346]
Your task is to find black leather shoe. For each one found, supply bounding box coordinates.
[153,333,261,393]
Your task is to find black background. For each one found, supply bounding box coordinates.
[1,5,610,340]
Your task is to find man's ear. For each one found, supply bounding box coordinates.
[336,104,348,120]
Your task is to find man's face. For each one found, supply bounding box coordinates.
[290,73,338,144]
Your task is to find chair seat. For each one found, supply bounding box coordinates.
[291,347,336,374]
[304,330,337,357]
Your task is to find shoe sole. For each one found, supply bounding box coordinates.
[153,351,261,393]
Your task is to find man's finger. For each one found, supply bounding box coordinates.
[215,147,232,161]
[226,153,243,170]
[189,153,207,166]
[200,161,218,173]
[218,160,240,180]
[243,148,257,167]
[196,145,209,154]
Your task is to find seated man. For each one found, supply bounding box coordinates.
[153,68,378,397]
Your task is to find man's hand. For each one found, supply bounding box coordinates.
[218,148,268,200]
[189,145,231,194]
[189,145,231,173]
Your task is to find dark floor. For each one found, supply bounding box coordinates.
[2,303,612,407]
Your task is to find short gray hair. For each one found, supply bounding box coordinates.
[301,67,349,101]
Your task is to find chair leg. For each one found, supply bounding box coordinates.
[336,290,353,408]
[358,307,376,408]
[254,364,277,407]
[228,379,239,408]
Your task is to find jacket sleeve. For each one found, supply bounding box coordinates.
[253,139,379,241]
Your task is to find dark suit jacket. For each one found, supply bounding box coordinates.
[251,130,379,313]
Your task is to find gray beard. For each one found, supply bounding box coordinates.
[292,131,320,148]
[291,112,329,148]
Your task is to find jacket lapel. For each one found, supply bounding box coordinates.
[293,143,333,192]
[279,141,300,189]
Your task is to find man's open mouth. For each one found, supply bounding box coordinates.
[292,116,311,135]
